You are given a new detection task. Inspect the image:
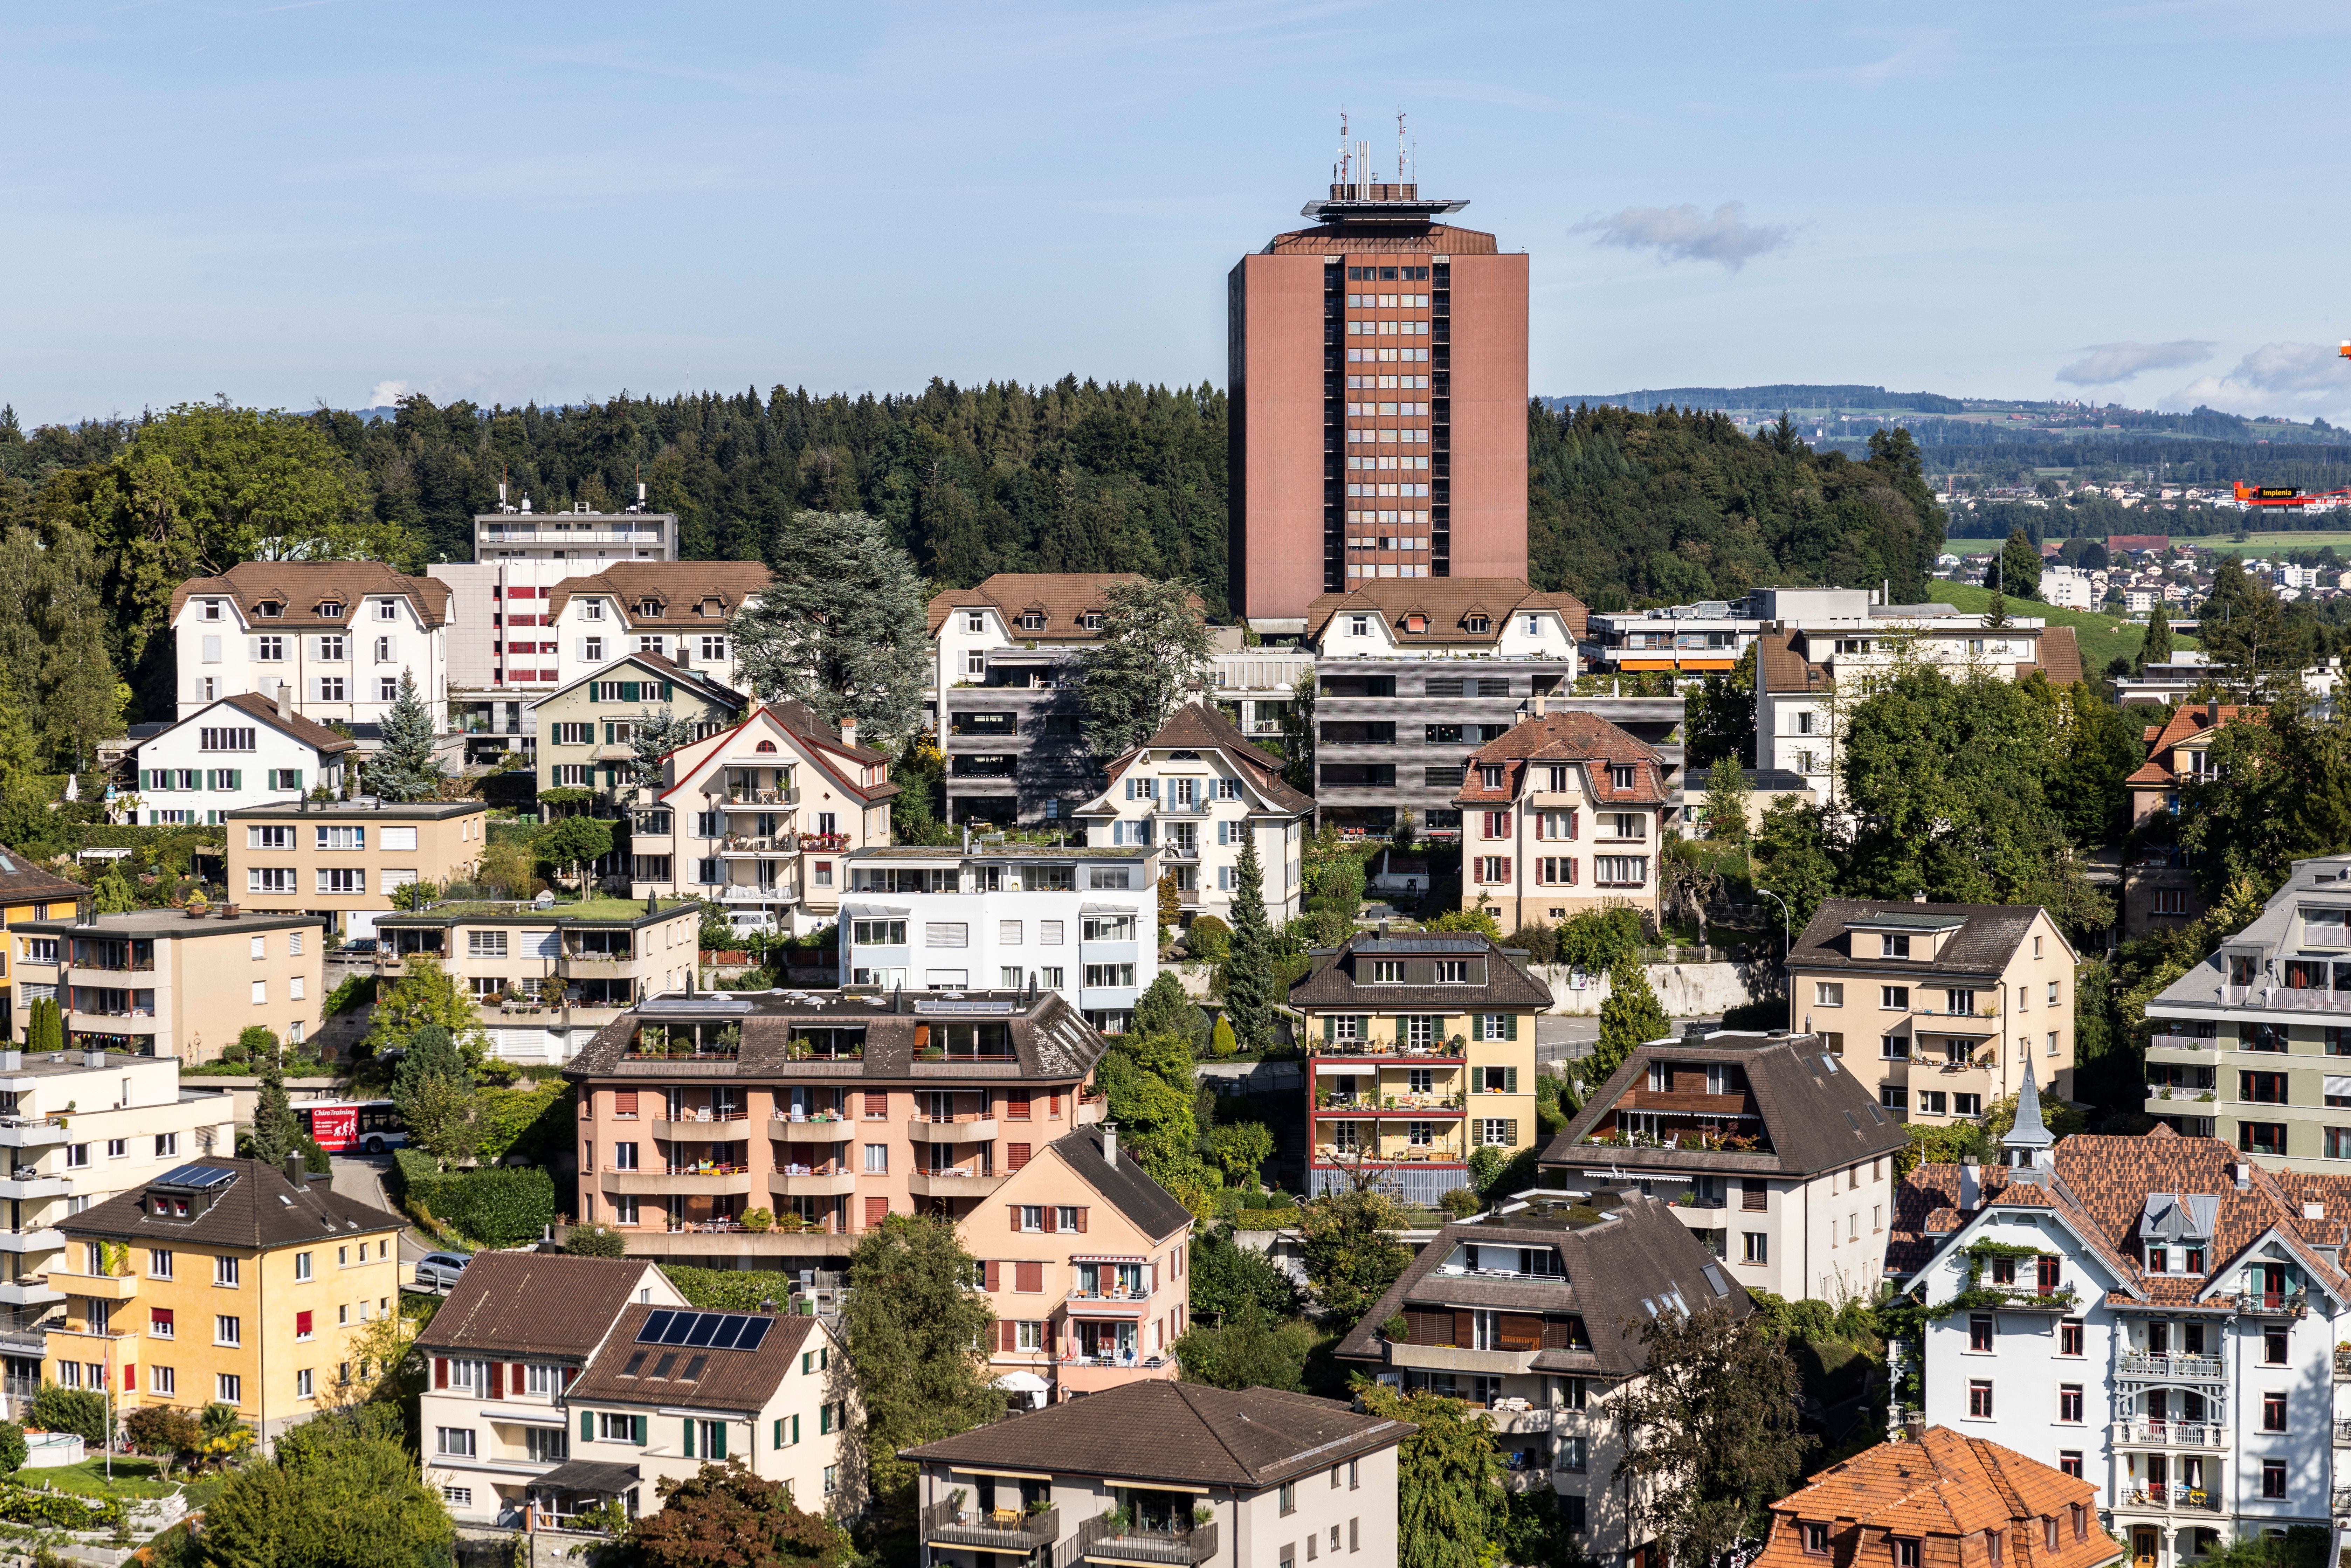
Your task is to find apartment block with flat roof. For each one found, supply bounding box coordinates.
[12,910,325,1064]
[225,799,488,940]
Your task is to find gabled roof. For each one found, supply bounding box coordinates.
[57,1158,402,1249]
[899,1380,1409,1491]
[2125,703,2255,790]
[1302,578,1589,647]
[1334,1193,1749,1376]
[655,703,894,807]
[1036,1125,1193,1243]
[568,1303,818,1416]
[1754,1427,2116,1568]
[1288,931,1554,1011]
[538,649,745,713]
[1788,899,2060,978]
[1548,1031,1907,1178]
[140,693,358,757]
[2031,625,2085,686]
[417,1253,673,1360]
[544,562,774,630]
[169,561,452,630]
[1758,629,1831,696]
[0,844,86,909]
[1090,703,1313,816]
[1450,711,1669,808]
[924,574,1204,641]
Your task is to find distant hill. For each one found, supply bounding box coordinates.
[1547,385,1966,415]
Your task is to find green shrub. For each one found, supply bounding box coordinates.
[236,1025,279,1059]
[30,1384,109,1447]
[1210,1016,1237,1057]
[1187,916,1232,963]
[1440,1186,1483,1218]
[396,1152,553,1247]
[565,1223,628,1259]
[0,1420,25,1477]
[322,972,377,1016]
[659,1264,800,1310]
[1721,996,1790,1031]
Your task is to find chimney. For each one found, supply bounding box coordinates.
[82,1049,104,1069]
[839,715,859,750]
[1959,1154,1980,1211]
[0,1051,18,1072]
[1532,690,1547,717]
[1101,1123,1118,1167]
[1911,890,1928,904]
[285,1153,308,1191]
[276,682,291,723]
[2235,1162,2252,1191]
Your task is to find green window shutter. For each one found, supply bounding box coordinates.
[624,682,641,702]
[683,1418,695,1458]
[228,770,242,790]
[792,1414,800,1444]
[1506,1118,1518,1146]
[633,1415,646,1446]
[1505,1067,1519,1094]
[663,682,674,700]
[1505,1012,1520,1041]
[580,1410,593,1443]
[773,1417,782,1449]
[138,770,149,790]
[712,1423,725,1460]
[820,1346,828,1370]
[802,1352,812,1374]
[820,1404,832,1435]
[289,770,302,789]
[1321,1015,1332,1041]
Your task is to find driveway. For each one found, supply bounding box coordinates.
[1538,1014,1725,1073]
[330,1154,434,1263]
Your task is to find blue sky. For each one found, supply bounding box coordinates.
[7,1,2351,426]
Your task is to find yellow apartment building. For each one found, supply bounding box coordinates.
[226,799,488,940]
[959,1124,1192,1403]
[49,1155,404,1445]
[12,910,325,1064]
[1291,930,1550,1203]
[0,848,88,1047]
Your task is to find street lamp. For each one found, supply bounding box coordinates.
[1754,887,1792,969]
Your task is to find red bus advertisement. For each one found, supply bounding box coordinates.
[295,1099,407,1155]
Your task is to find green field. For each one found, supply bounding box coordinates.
[1927,583,2193,675]
[1951,531,2351,558]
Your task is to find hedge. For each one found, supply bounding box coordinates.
[660,1265,803,1311]
[0,1483,124,1531]
[397,1156,554,1249]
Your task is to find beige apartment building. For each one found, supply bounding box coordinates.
[13,910,326,1064]
[0,848,90,1045]
[0,1048,238,1349]
[1786,899,2079,1124]
[227,799,489,940]
[1452,710,1674,930]
[961,1125,1192,1404]
[533,652,745,808]
[373,898,701,1066]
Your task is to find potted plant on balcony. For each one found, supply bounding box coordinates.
[1382,1313,1409,1343]
[742,1208,774,1233]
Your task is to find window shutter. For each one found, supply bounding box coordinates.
[564,1366,579,1389]
[579,1409,593,1442]
[1042,1207,1057,1234]
[773,1417,783,1449]
[1505,1067,1519,1094]
[435,1357,448,1389]
[487,1363,504,1400]
[1073,1208,1087,1234]
[1506,1119,1518,1146]
[1007,1204,1021,1229]
[998,1321,1014,1352]
[512,1362,525,1395]
[984,1260,1001,1291]
[1505,1013,1519,1041]
[138,771,150,790]
[633,1416,646,1446]
[1322,1015,1333,1041]
[792,1414,800,1444]
[683,1418,695,1458]
[227,770,242,790]
[1453,1309,1474,1347]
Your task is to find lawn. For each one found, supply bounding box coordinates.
[29,1457,178,1499]
[2192,531,2351,557]
[1926,583,2195,676]
[390,894,695,921]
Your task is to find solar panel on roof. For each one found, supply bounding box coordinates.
[636,1310,777,1351]
[684,1314,722,1347]
[735,1318,773,1352]
[708,1317,745,1350]
[637,1311,676,1344]
[157,1165,236,1189]
[659,1314,697,1345]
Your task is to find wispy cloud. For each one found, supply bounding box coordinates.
[2054,339,2214,386]
[2161,342,2351,421]
[1572,202,1792,271]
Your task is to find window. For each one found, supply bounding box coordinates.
[1968,1380,1993,1418]
[1742,1231,1767,1265]
[2059,1451,2082,1479]
[1814,982,1843,1007]
[2265,1324,2287,1364]
[1881,986,1910,1009]
[1969,1314,1993,1352]
[467,930,509,959]
[1895,1543,1919,1568]
[2263,1391,2287,1431]
[1280,1482,1296,1516]
[318,868,364,894]
[2263,1460,2287,1499]
[218,1373,242,1404]
[2241,1071,2289,1104]
[1880,1085,1907,1111]
[436,1428,477,1458]
[66,1144,87,1169]
[215,1315,241,1345]
[152,1366,174,1396]
[150,1307,174,1337]
[296,1368,315,1399]
[1800,1524,1829,1556]
[2059,1384,2083,1422]
[295,1251,311,1281]
[2060,1318,2083,1356]
[1880,934,1911,959]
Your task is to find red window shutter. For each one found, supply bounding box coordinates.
[985,1260,1001,1291]
[1015,1262,1043,1293]
[435,1357,449,1390]
[564,1366,579,1388]
[1042,1207,1056,1234]
[487,1362,504,1400]
[1049,1092,1061,1118]
[864,1196,889,1228]
[124,1365,135,1391]
[616,1090,637,1114]
[867,1091,889,1117]
[1009,1094,1032,1120]
[512,1362,526,1395]
[1008,1144,1031,1169]
[997,1321,1014,1352]
[295,1310,312,1337]
[1073,1208,1087,1234]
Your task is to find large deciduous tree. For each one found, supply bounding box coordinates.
[1682,643,1758,769]
[606,1459,851,1568]
[200,1405,455,1568]
[1355,1381,1504,1568]
[1296,1186,1409,1335]
[1070,577,1212,760]
[732,509,930,745]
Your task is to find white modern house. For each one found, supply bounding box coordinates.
[1073,704,1311,928]
[129,694,357,826]
[1898,1072,2351,1568]
[837,842,1163,1033]
[167,562,452,728]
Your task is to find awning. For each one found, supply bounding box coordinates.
[1078,903,1140,915]
[1617,658,1736,672]
[525,1460,641,1497]
[1067,1255,1146,1265]
[841,903,911,919]
[1063,1300,1146,1320]
[993,1372,1051,1395]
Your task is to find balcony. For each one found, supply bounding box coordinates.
[1151,799,1212,818]
[2145,1085,2215,1107]
[2337,1346,2351,1381]
[43,1268,136,1301]
[2114,1485,2220,1514]
[2118,1351,2225,1381]
[770,1113,854,1139]
[2234,1290,2307,1318]
[906,1116,998,1145]
[2113,1419,2227,1450]
[0,1173,67,1201]
[768,1168,858,1199]
[0,1119,68,1151]
[2220,984,2351,1014]
[721,787,800,808]
[598,1166,751,1197]
[1312,1095,1467,1115]
[906,1170,1010,1199]
[2148,1034,2214,1052]
[921,1501,1057,1556]
[651,1111,752,1137]
[0,1281,63,1308]
[718,884,802,906]
[1068,1513,1218,1567]
[1311,1042,1469,1064]
[718,837,798,857]
[557,953,636,978]
[0,1230,61,1255]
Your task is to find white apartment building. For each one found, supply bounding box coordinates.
[1584,600,1761,675]
[2040,567,2100,612]
[1753,587,2086,808]
[1073,704,1311,927]
[129,695,355,827]
[167,563,451,729]
[1899,1086,2351,1568]
[1304,577,1585,665]
[838,844,1163,1033]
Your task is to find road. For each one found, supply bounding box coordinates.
[1537,1014,1723,1074]
[330,1154,434,1264]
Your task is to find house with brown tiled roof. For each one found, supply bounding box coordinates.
[1897,1092,2351,1566]
[1450,707,1674,929]
[1074,702,1312,927]
[1303,578,1588,658]
[168,561,453,731]
[2126,702,2256,828]
[129,691,359,827]
[544,561,776,696]
[1753,1428,2122,1568]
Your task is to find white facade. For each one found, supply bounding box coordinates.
[172,578,448,727]
[1310,603,1581,664]
[1075,734,1308,926]
[130,700,351,827]
[1584,603,1761,674]
[2041,567,2098,612]
[546,590,747,696]
[839,847,1162,1032]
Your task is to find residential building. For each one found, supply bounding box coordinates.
[1752,1428,2122,1568]
[0,1048,235,1352]
[2127,703,2249,827]
[837,845,1162,1033]
[1541,1027,1908,1301]
[903,1379,1407,1568]
[1337,1189,1752,1554]
[1451,709,1674,928]
[415,1251,690,1525]
[1293,930,1546,1202]
[49,1155,404,1446]
[2142,852,2351,1161]
[2040,565,2101,612]
[226,798,490,940]
[127,693,356,827]
[2114,652,2221,708]
[616,702,896,937]
[1075,703,1313,928]
[12,910,326,1063]
[1889,1099,2351,1568]
[545,562,773,696]
[532,652,746,811]
[0,849,88,1044]
[963,1124,1192,1403]
[2087,846,2207,945]
[167,562,452,728]
[1583,600,1763,675]
[1228,165,1527,628]
[1787,900,2079,1125]
[562,986,1109,1262]
[554,1303,854,1522]
[1753,588,2085,807]
[372,897,702,1066]
[428,495,681,685]
[927,574,1208,830]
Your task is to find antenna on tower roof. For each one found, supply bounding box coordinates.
[1336,110,1351,192]
[1397,111,1407,187]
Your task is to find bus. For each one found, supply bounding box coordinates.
[294,1098,408,1155]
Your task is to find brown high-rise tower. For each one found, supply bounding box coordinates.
[1228,158,1528,629]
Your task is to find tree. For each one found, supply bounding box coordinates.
[1751,796,1839,933]
[628,705,704,782]
[567,1222,629,1258]
[1590,954,1669,1089]
[1999,527,2043,601]
[1070,579,1212,760]
[1185,913,1231,963]
[394,1024,484,1163]
[30,1384,108,1447]
[2049,679,2143,849]
[2141,599,2175,669]
[2179,697,2351,900]
[1131,971,1208,1050]
[1171,1301,1313,1392]
[1612,1303,1813,1568]
[840,1216,1003,1530]
[1553,907,1642,974]
[1094,1043,1201,1201]
[367,669,443,801]
[321,1304,425,1412]
[1187,1223,1300,1321]
[361,960,481,1058]
[92,859,137,913]
[1683,643,1758,768]
[2201,557,2302,697]
[1296,1186,1409,1334]
[605,1458,851,1568]
[1205,1120,1273,1188]
[247,1062,305,1170]
[1222,827,1277,1054]
[539,813,615,894]
[732,509,931,745]
[236,1024,280,1062]
[25,995,61,1054]
[1355,1381,1504,1568]
[1699,756,1752,842]
[1276,668,1316,794]
[123,1405,202,1477]
[200,1404,454,1568]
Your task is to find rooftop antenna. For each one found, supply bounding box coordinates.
[1396,111,1407,188]
[1336,110,1351,193]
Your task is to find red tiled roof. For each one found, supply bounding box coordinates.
[1096,703,1313,815]
[1450,711,1669,808]
[923,574,1203,640]
[1301,578,1589,647]
[1758,629,1830,696]
[2124,704,2256,790]
[2032,626,2084,686]
[544,562,774,631]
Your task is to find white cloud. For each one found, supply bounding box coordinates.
[2053,340,2213,386]
[362,379,409,410]
[1572,202,1792,271]
[2160,341,2351,421]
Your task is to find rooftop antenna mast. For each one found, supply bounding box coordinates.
[1336,110,1351,193]
[1397,111,1407,187]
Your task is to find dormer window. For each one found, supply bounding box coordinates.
[200,600,223,622]
[584,600,607,621]
[1349,615,1370,637]
[1080,612,1103,631]
[375,599,399,621]
[754,740,778,754]
[701,599,723,618]
[1019,612,1046,631]
[2146,1246,2168,1273]
[1480,766,1504,789]
[254,601,282,619]
[1609,765,1635,790]
[1464,616,1490,634]
[315,600,344,619]
[1881,934,1911,959]
[637,599,664,618]
[1404,615,1427,634]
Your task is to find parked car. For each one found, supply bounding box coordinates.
[338,937,380,956]
[727,912,779,935]
[413,1251,471,1292]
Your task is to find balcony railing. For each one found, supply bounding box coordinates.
[663,1162,752,1177]
[2221,984,2351,1014]
[722,787,800,806]
[2118,1485,2219,1513]
[920,1500,1057,1554]
[1309,1041,1468,1060]
[2234,1290,2307,1318]
[2112,1418,2227,1449]
[2148,1034,2214,1051]
[658,1108,750,1126]
[2117,1351,2225,1381]
[1066,1513,1218,1566]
